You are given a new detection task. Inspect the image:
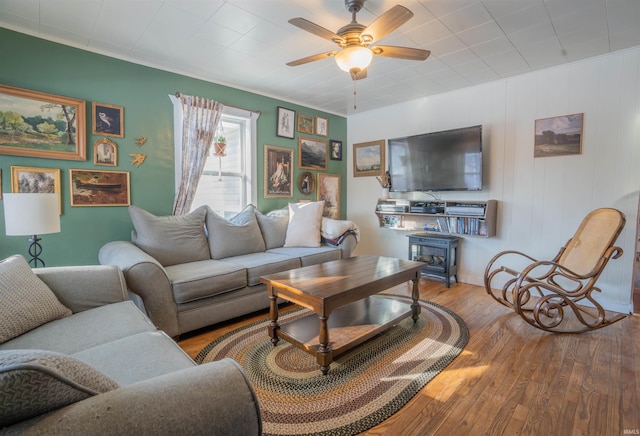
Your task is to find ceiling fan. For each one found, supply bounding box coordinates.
[286,0,431,81]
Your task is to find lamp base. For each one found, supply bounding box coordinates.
[27,234,45,268]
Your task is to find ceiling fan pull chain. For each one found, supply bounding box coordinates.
[353,79,357,110]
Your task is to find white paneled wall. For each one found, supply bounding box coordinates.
[347,46,640,313]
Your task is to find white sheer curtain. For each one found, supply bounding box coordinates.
[172,93,224,215]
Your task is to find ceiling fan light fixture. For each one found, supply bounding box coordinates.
[335,46,373,73]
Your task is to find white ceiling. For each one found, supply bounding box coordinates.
[1,0,639,117]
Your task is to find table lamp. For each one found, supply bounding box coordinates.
[3,193,60,267]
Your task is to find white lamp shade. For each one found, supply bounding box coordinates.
[3,193,61,236]
[335,46,373,73]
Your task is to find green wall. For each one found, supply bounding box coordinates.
[0,28,347,266]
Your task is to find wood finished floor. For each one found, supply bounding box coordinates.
[178,278,640,435]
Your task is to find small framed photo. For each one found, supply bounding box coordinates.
[330,140,342,161]
[70,169,130,206]
[534,113,583,157]
[297,114,314,135]
[299,137,328,171]
[92,102,124,138]
[353,140,385,177]
[276,106,296,139]
[316,116,328,137]
[297,171,315,195]
[264,145,293,198]
[10,165,62,214]
[317,173,340,219]
[94,138,118,166]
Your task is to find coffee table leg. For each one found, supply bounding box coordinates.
[411,275,421,322]
[268,292,280,346]
[317,315,333,375]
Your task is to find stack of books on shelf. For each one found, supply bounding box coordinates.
[436,217,487,236]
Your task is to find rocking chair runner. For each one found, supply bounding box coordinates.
[484,208,627,333]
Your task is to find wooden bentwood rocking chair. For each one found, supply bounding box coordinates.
[484,208,627,333]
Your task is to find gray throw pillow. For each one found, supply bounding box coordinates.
[206,205,266,259]
[256,208,289,249]
[0,255,72,344]
[0,349,119,427]
[129,205,210,267]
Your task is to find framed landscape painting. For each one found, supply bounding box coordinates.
[0,85,86,161]
[264,144,293,198]
[69,169,130,206]
[534,113,583,157]
[10,165,62,214]
[297,114,314,135]
[353,140,385,177]
[298,137,327,171]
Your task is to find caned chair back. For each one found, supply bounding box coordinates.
[558,208,625,277]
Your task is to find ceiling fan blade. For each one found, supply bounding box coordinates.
[288,18,345,45]
[360,5,413,44]
[287,51,338,67]
[370,45,430,61]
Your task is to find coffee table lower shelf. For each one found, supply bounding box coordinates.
[274,295,413,371]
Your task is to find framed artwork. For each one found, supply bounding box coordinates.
[69,169,130,206]
[94,138,118,166]
[298,137,328,171]
[330,140,342,161]
[10,165,62,214]
[264,145,293,198]
[0,85,86,161]
[316,116,328,137]
[317,173,340,219]
[276,106,295,139]
[92,102,124,138]
[297,171,315,195]
[297,114,314,135]
[534,113,583,157]
[353,139,385,177]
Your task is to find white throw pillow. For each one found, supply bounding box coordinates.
[284,201,324,247]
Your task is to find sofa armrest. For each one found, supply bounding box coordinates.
[34,265,128,313]
[336,231,357,258]
[99,241,180,337]
[7,358,262,435]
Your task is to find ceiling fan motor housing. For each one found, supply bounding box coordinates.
[345,0,365,13]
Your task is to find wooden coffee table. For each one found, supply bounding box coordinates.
[260,255,425,374]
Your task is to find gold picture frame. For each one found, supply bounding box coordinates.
[264,145,293,198]
[92,102,124,138]
[315,116,328,137]
[70,169,130,206]
[297,114,314,135]
[10,165,62,214]
[297,171,315,195]
[298,137,328,171]
[317,173,340,219]
[94,137,118,166]
[0,85,86,161]
[353,139,385,177]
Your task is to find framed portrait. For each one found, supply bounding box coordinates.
[297,114,314,135]
[298,137,328,171]
[297,171,315,195]
[10,166,62,214]
[264,145,293,198]
[69,169,130,206]
[534,113,583,157]
[353,139,385,177]
[316,116,328,137]
[330,140,342,161]
[94,137,118,166]
[276,106,295,139]
[0,85,86,161]
[92,102,124,138]
[317,173,340,219]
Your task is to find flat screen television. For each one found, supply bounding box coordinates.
[388,125,483,192]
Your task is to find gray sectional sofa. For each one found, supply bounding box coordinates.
[0,255,261,434]
[99,202,359,338]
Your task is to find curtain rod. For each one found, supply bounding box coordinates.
[175,92,261,115]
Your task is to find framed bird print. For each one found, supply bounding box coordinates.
[92,102,124,138]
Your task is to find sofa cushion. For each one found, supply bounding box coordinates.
[206,205,266,260]
[129,205,210,267]
[165,259,248,304]
[284,201,324,248]
[224,252,301,286]
[0,349,119,427]
[0,255,72,344]
[267,246,342,266]
[256,207,289,249]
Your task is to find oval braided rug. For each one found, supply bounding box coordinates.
[195,295,468,436]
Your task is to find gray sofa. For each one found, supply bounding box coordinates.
[99,203,359,338]
[0,256,261,435]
